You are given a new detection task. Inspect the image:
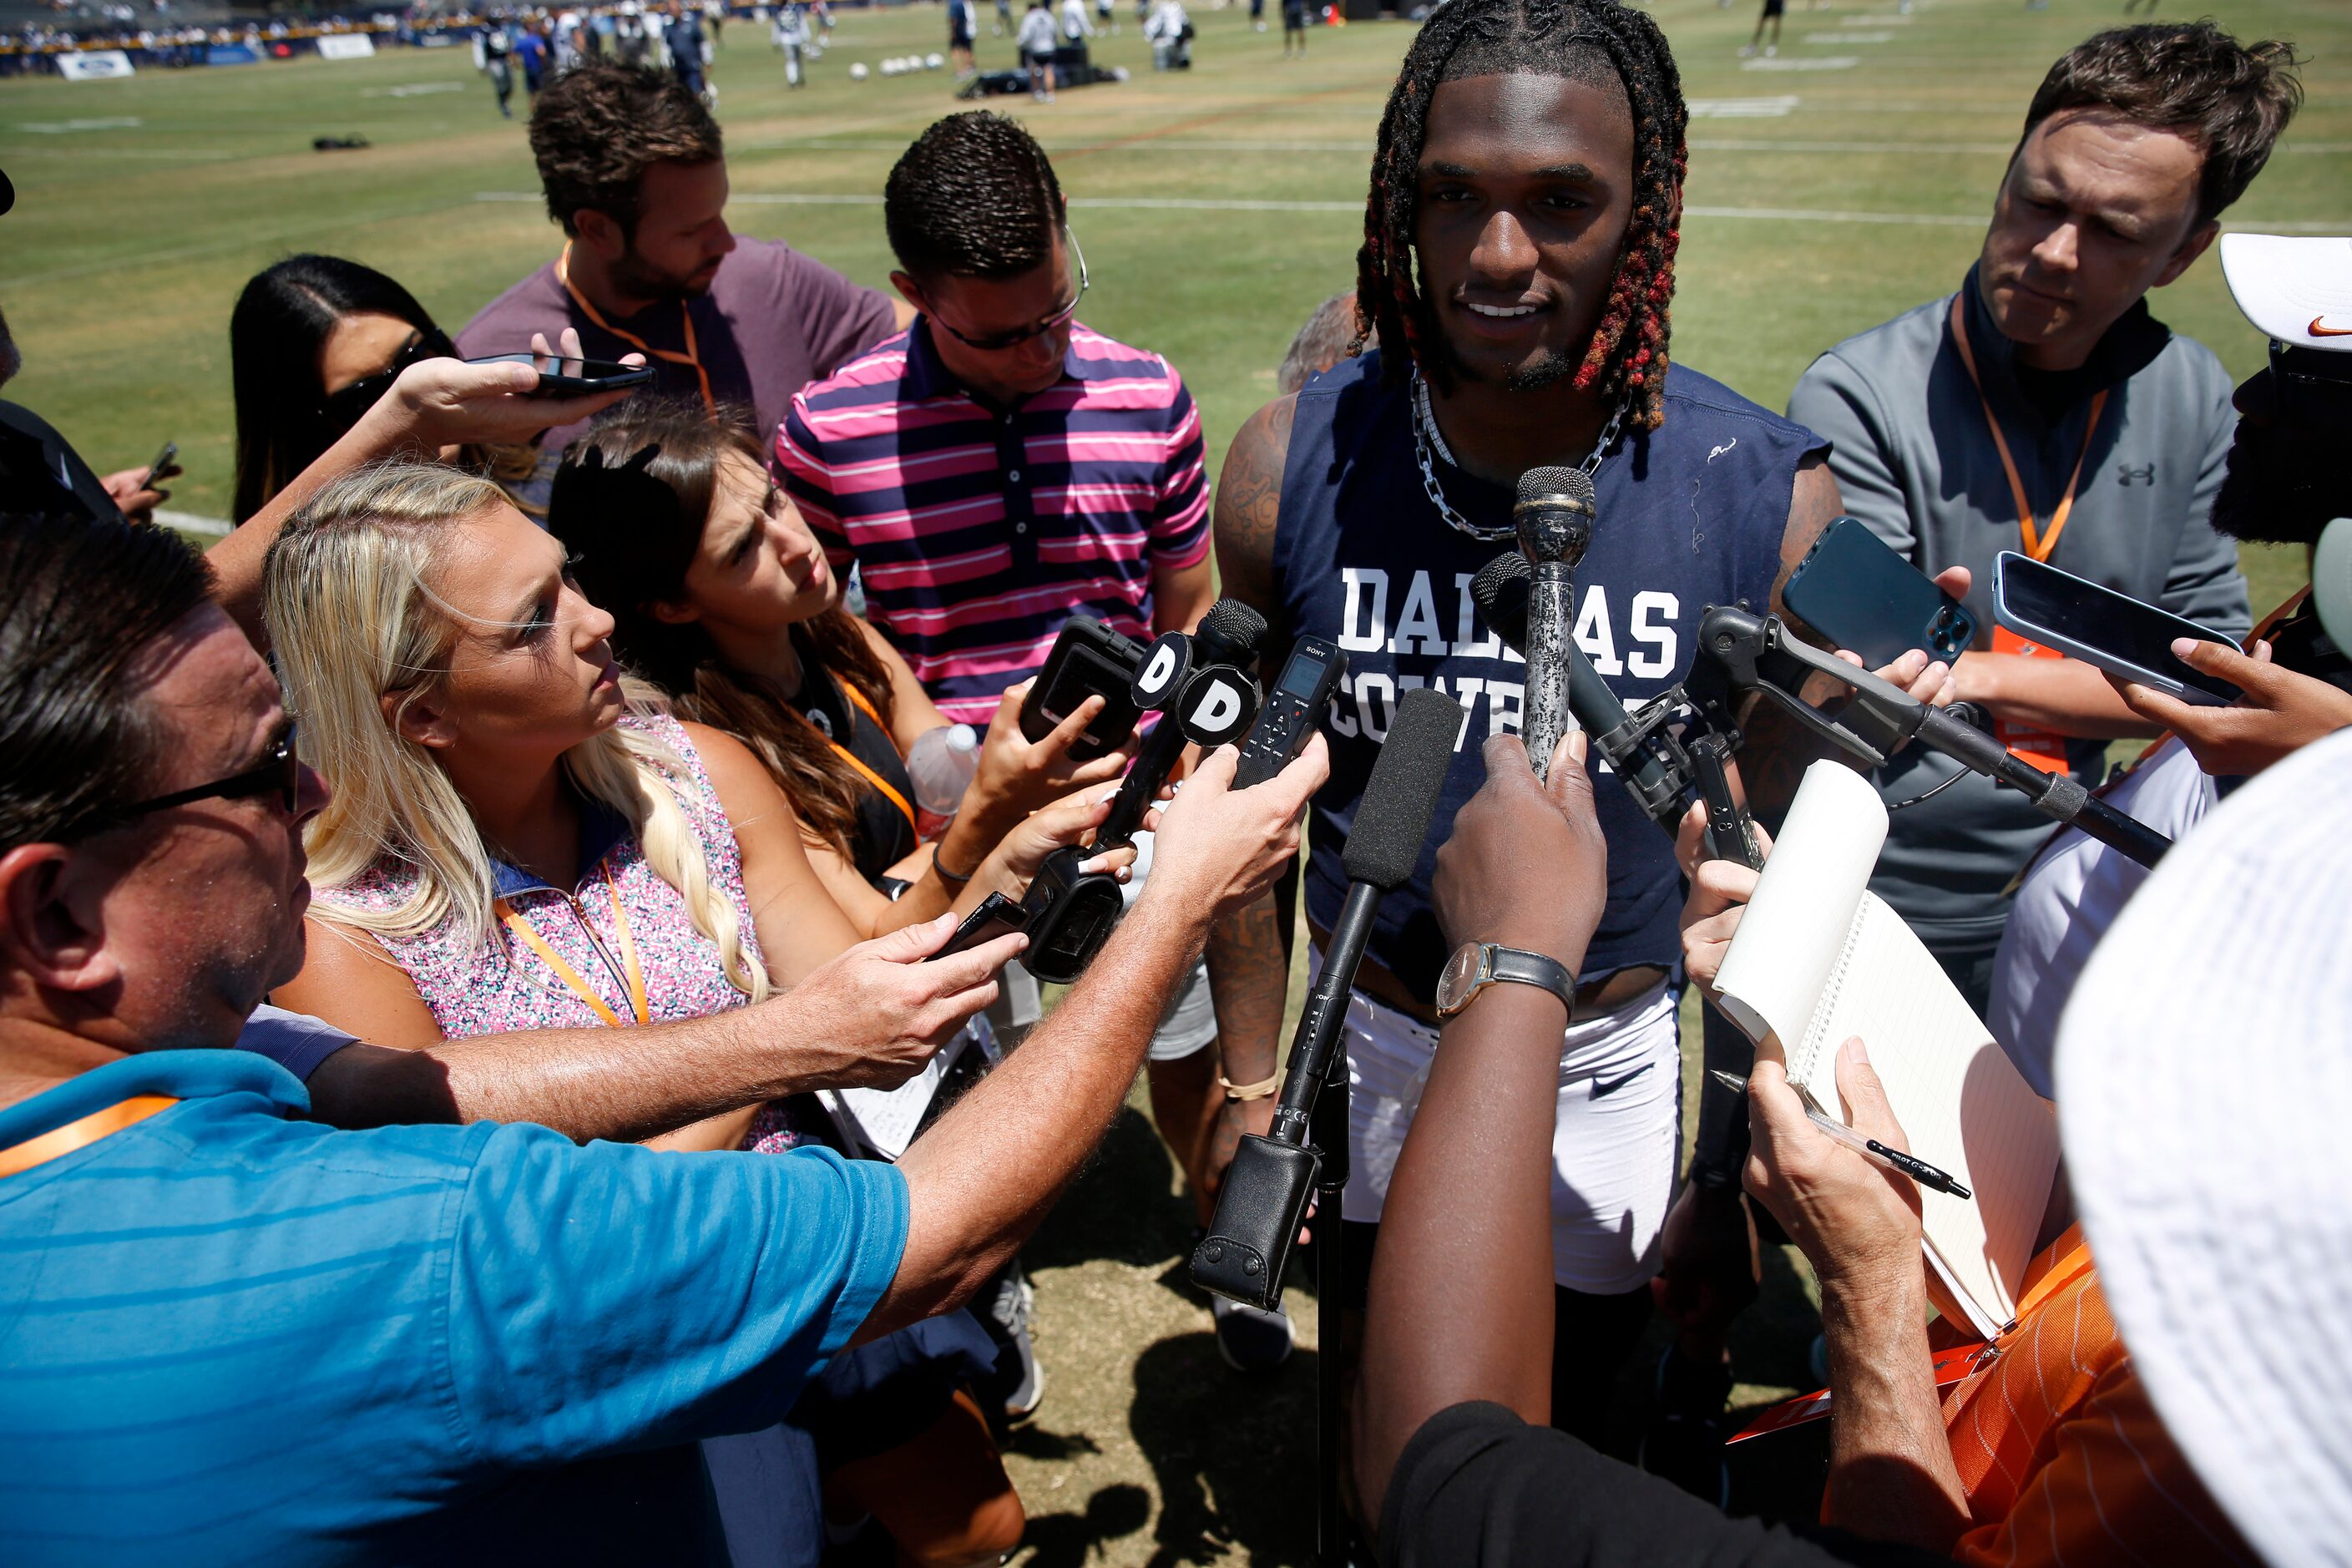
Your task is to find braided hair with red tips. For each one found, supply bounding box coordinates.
[1352,0,1687,432]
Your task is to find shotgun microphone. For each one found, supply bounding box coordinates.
[1190,685,1464,1309]
[1515,466,1595,782]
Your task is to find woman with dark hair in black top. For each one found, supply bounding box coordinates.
[552,400,1136,934]
[229,254,534,524]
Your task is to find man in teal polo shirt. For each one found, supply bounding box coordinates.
[0,511,1326,1565]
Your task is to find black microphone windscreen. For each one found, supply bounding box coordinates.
[1469,552,1530,655]
[1195,598,1268,667]
[1342,687,1464,891]
[1516,466,1593,509]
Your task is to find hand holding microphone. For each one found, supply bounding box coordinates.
[1433,729,1608,974]
[1015,598,1267,983]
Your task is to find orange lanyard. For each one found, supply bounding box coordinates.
[1948,292,2108,563]
[827,680,919,839]
[496,863,650,1027]
[556,244,716,412]
[2002,1224,2093,1333]
[0,1095,177,1179]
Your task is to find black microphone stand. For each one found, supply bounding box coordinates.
[1190,878,1373,1566]
[1698,604,2173,868]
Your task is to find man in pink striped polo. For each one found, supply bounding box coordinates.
[776,118,1212,727]
[778,114,1299,1375]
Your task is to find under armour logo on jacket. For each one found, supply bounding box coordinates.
[2117,464,2156,487]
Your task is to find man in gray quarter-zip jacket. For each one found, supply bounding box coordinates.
[1786,21,2299,1009]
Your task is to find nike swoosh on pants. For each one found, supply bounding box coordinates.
[1590,1062,1655,1099]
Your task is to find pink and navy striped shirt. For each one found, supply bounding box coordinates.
[775,319,1211,725]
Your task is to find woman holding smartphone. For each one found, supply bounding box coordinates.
[263,461,1120,1568]
[228,254,609,523]
[549,402,1138,938]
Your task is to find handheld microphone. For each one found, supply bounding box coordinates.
[1190,686,1463,1310]
[1096,598,1266,850]
[1470,552,1694,832]
[1515,467,1595,782]
[1019,598,1267,984]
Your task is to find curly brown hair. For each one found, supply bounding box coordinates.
[884,111,1065,281]
[529,62,725,238]
[2022,23,2302,230]
[548,402,900,860]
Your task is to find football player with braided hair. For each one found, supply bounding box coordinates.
[1204,0,1949,1458]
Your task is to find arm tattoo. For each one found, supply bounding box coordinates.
[1212,393,1296,626]
[1206,888,1289,1082]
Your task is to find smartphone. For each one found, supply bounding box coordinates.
[140,439,178,490]
[1020,615,1146,762]
[927,892,1028,962]
[1992,553,2242,707]
[464,353,657,397]
[1783,515,1976,666]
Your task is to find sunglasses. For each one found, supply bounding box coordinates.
[318,327,458,437]
[932,230,1089,353]
[116,725,305,823]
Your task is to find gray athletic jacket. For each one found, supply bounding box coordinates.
[1787,267,2249,951]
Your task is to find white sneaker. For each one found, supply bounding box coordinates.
[1737,43,1757,54]
[1763,43,1778,55]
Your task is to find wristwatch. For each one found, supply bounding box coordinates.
[1434,942,1576,1020]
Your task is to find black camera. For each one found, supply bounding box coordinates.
[1019,615,1147,762]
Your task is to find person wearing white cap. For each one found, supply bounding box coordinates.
[2059,723,2352,1568]
[1988,231,2352,1095]
[2114,231,2352,772]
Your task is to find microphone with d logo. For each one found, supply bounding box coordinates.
[1018,600,1267,983]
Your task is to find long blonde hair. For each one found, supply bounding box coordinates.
[264,461,768,1002]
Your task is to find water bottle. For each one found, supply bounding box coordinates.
[907,723,979,839]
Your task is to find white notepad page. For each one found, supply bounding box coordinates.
[1714,762,2061,1338]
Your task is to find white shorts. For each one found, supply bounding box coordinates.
[1333,962,1681,1294]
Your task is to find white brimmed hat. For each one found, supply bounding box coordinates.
[2057,726,2352,1567]
[2218,233,2352,352]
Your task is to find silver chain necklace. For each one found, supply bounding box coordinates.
[1411,369,1627,544]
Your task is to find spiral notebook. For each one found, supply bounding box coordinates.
[1712,761,2060,1339]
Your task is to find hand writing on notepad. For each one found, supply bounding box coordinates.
[1742,1039,1924,1298]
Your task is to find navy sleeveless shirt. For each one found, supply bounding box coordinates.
[1275,351,1825,998]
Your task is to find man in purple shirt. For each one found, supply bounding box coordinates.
[458,62,913,463]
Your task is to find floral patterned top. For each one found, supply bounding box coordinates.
[314,713,766,1040]
[312,714,826,1153]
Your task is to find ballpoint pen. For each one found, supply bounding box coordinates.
[1711,1070,1973,1200]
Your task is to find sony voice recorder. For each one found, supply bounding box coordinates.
[1233,637,1347,788]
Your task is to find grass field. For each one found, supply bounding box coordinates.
[3,2,2345,1560]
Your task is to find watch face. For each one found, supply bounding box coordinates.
[1435,942,1485,1014]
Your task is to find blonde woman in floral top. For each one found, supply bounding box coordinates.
[263,462,1123,1152]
